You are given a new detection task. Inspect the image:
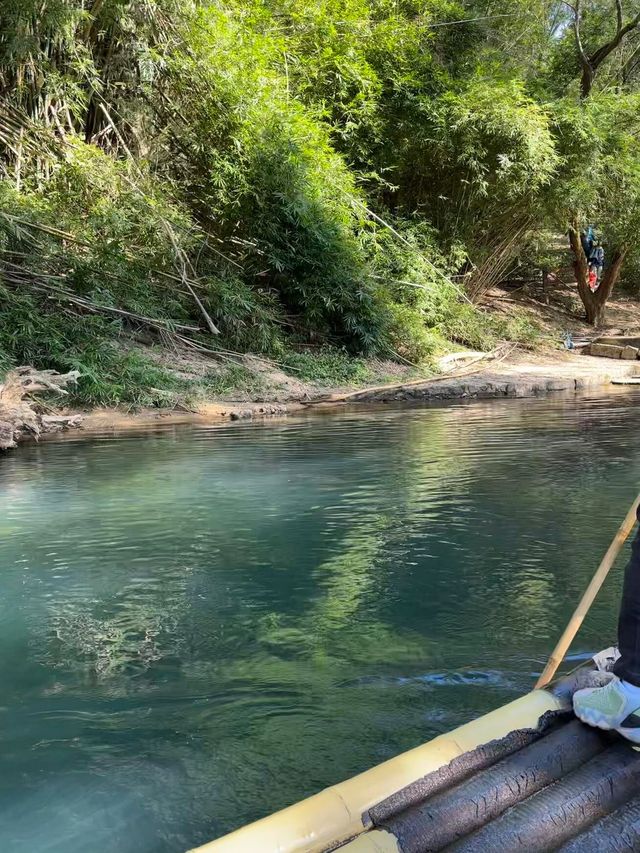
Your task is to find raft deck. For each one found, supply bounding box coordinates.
[191,660,640,853]
[345,710,640,852]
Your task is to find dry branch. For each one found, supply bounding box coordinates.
[1,268,201,335]
[564,0,640,97]
[0,367,82,450]
[308,343,515,404]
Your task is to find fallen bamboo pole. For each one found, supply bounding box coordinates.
[535,494,640,689]
[305,343,515,405]
[1,271,201,333]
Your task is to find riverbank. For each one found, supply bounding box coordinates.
[5,269,640,448]
[53,268,640,436]
[57,349,637,438]
[338,349,639,404]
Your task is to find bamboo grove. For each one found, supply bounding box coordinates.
[2,0,640,402]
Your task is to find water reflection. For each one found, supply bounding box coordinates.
[1,392,640,852]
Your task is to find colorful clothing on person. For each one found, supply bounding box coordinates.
[580,226,595,258]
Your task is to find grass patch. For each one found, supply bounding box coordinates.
[188,365,268,400]
[280,349,373,384]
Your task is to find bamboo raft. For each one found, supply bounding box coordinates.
[189,655,640,853]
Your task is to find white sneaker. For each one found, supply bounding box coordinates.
[573,675,640,744]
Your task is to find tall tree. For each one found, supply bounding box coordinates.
[551,94,640,326]
[564,0,640,97]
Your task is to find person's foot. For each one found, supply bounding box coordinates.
[573,676,640,744]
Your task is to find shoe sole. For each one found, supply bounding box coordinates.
[616,726,640,745]
[575,707,640,744]
[574,706,617,731]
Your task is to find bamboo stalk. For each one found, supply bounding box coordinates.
[535,494,640,689]
[97,101,222,335]
[1,271,201,333]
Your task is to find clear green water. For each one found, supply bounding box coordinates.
[1,393,640,853]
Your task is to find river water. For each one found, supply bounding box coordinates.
[1,392,640,852]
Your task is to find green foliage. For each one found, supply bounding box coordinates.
[2,0,640,405]
[0,282,179,406]
[440,302,540,350]
[366,217,465,360]
[163,5,386,352]
[237,105,384,351]
[384,303,445,362]
[280,349,372,383]
[548,93,640,255]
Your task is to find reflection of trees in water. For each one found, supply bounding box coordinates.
[10,401,640,685]
[7,401,640,843]
[413,398,640,659]
[28,407,491,684]
[175,418,482,827]
[247,407,481,665]
[15,399,640,693]
[255,520,427,667]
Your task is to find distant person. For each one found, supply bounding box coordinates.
[574,505,640,744]
[590,242,605,281]
[588,267,598,292]
[580,226,595,258]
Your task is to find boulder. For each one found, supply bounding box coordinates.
[588,343,624,359]
[621,346,640,360]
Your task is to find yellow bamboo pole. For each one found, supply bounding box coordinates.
[535,494,640,689]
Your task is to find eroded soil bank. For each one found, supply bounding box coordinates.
[65,350,640,437]
[3,346,638,451]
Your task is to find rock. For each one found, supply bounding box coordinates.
[621,346,640,360]
[229,404,287,420]
[546,379,573,391]
[588,343,624,359]
[41,414,83,433]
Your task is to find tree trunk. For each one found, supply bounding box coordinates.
[568,227,625,327]
[580,64,595,99]
[572,3,640,100]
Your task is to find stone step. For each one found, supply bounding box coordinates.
[587,343,640,360]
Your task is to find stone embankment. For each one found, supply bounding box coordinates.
[586,336,640,360]
[338,351,638,404]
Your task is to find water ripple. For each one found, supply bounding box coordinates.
[1,390,640,851]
